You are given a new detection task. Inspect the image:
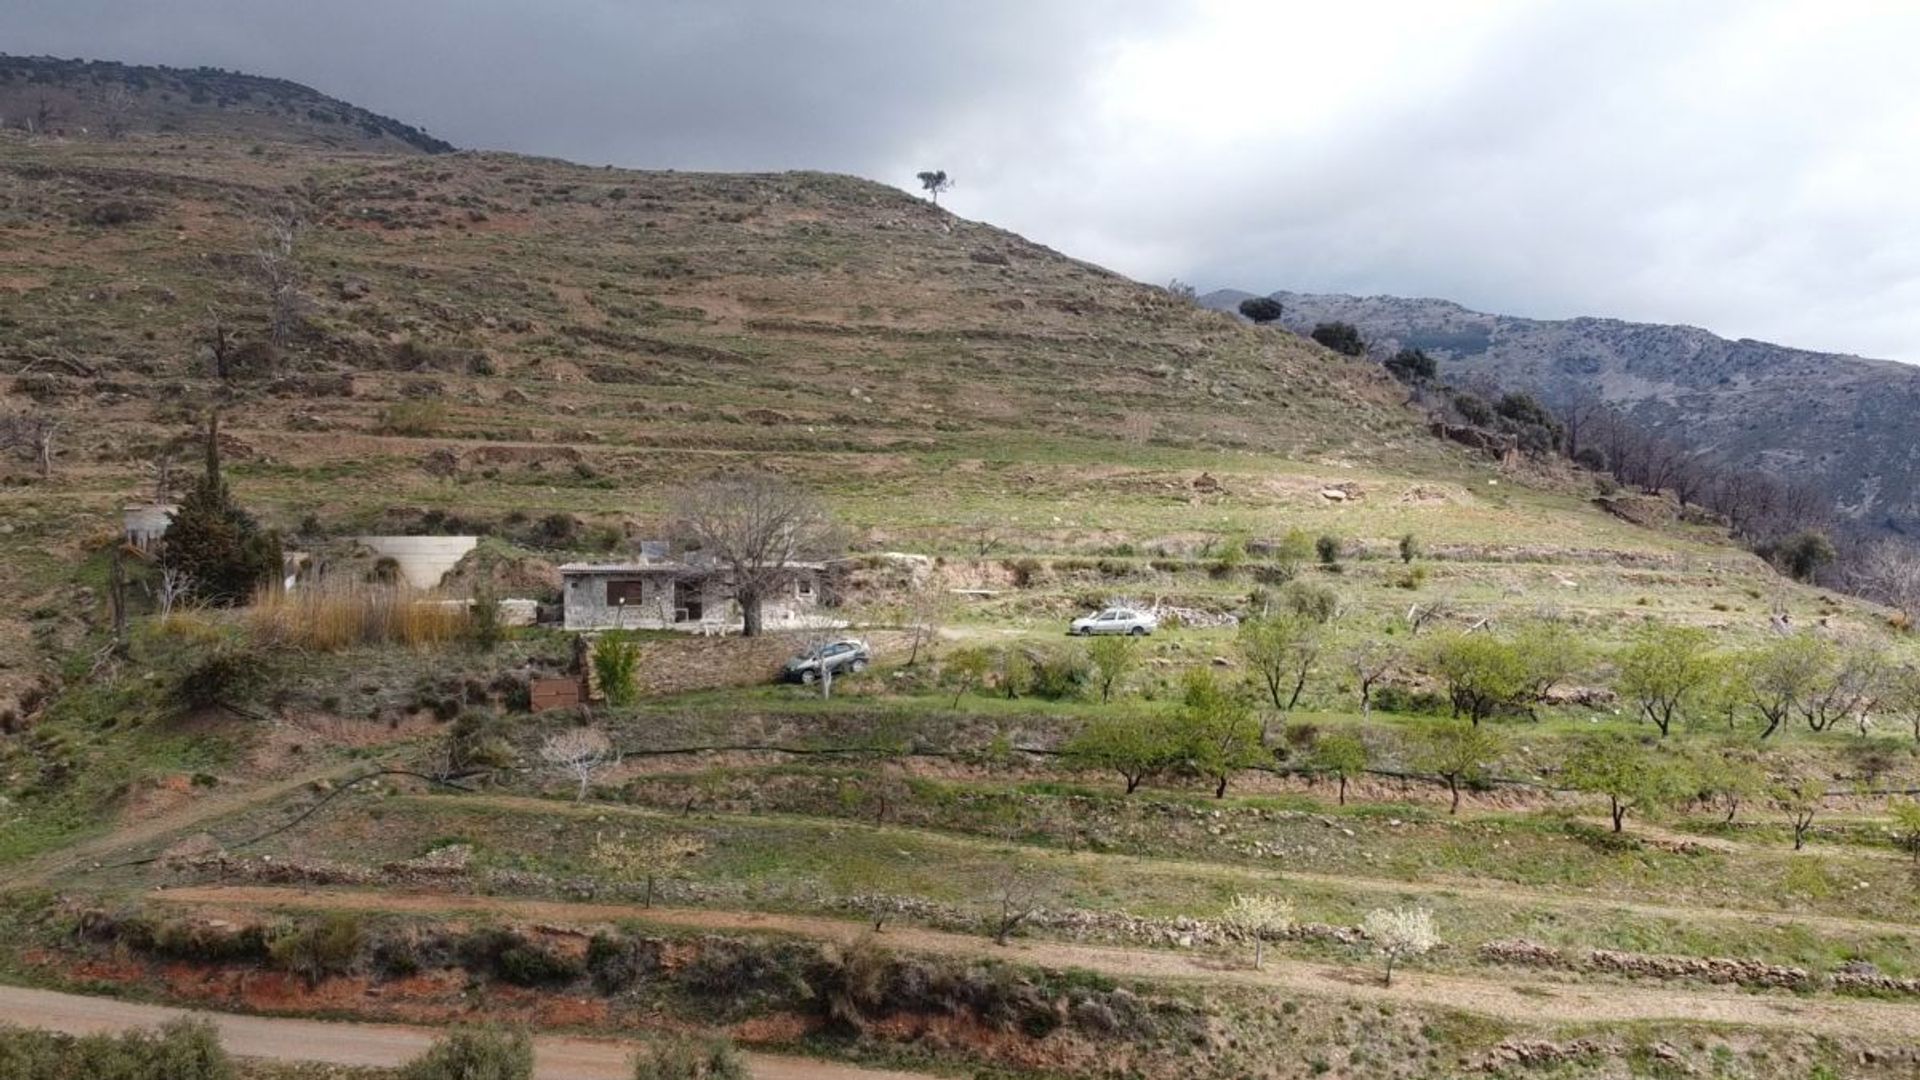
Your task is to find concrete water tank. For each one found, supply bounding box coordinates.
[353,536,479,590]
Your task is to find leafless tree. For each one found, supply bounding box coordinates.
[256,205,304,346]
[0,412,58,477]
[960,517,1001,558]
[540,726,617,801]
[151,449,178,503]
[671,473,839,637]
[1346,638,1403,718]
[204,311,238,380]
[24,96,54,135]
[100,84,136,139]
[1849,540,1920,624]
[987,861,1040,945]
[898,586,948,667]
[156,567,195,618]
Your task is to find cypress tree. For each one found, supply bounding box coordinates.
[161,412,281,606]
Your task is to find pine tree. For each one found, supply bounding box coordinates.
[161,412,280,606]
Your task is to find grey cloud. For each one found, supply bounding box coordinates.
[3,1,1916,360]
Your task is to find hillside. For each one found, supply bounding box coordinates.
[0,55,452,153]
[1204,288,1920,534]
[3,93,1920,1080]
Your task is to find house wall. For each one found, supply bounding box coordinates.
[562,571,823,632]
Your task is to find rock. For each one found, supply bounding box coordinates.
[1319,488,1347,501]
[334,276,371,300]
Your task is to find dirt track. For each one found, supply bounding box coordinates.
[153,884,1920,1041]
[0,984,934,1080]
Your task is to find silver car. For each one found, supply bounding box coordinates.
[1069,607,1158,636]
[782,638,872,683]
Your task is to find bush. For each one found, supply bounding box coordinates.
[1452,394,1494,426]
[0,1019,235,1080]
[630,1036,748,1080]
[379,400,448,436]
[1028,647,1091,700]
[1384,348,1435,382]
[149,917,270,963]
[1237,296,1283,324]
[1314,534,1342,566]
[593,630,641,706]
[399,1026,533,1080]
[173,645,267,711]
[268,912,365,986]
[1309,321,1366,356]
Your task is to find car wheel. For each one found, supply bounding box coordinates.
[850,658,869,673]
[800,669,817,685]
[1129,626,1148,637]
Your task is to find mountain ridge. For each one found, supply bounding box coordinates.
[1201,287,1920,534]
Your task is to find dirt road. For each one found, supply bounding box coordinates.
[154,884,1920,1041]
[0,984,934,1080]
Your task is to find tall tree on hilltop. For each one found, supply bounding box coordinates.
[1238,296,1284,324]
[916,169,953,205]
[161,411,282,606]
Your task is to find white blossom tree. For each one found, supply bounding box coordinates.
[1218,894,1295,969]
[540,727,616,801]
[1362,905,1439,987]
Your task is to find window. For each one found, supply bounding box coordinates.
[796,576,814,597]
[607,579,647,606]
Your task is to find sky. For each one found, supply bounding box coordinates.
[6,0,1920,360]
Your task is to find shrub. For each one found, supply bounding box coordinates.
[1028,647,1090,700]
[399,1026,533,1080]
[1237,296,1283,324]
[1314,534,1342,566]
[1309,321,1366,356]
[1384,348,1435,382]
[0,1019,235,1080]
[173,645,267,711]
[269,912,365,986]
[1452,393,1494,427]
[630,1036,749,1080]
[1398,532,1419,564]
[379,400,448,436]
[469,585,504,652]
[593,630,641,706]
[461,927,585,986]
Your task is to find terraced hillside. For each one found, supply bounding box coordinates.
[2,117,1919,1080]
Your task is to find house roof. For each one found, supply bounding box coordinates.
[558,560,827,575]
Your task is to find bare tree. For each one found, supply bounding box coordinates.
[1848,540,1920,624]
[156,567,195,618]
[898,586,948,667]
[100,84,136,139]
[151,449,178,504]
[1346,637,1403,718]
[0,412,58,477]
[256,205,305,346]
[540,727,617,801]
[204,310,237,381]
[671,473,839,637]
[987,862,1040,946]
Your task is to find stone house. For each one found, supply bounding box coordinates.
[559,557,828,633]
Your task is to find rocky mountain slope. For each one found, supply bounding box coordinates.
[1203,289,1920,535]
[0,55,452,153]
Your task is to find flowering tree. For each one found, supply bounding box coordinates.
[1362,906,1439,987]
[1218,894,1294,968]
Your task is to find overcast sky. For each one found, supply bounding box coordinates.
[7,0,1920,360]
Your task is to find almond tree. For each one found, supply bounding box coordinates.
[1562,734,1690,833]
[1310,731,1369,805]
[1362,906,1438,987]
[1774,776,1828,850]
[1219,894,1294,968]
[1616,623,1720,737]
[1413,720,1505,814]
[541,727,616,801]
[1086,634,1140,703]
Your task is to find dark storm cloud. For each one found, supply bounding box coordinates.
[4,1,1918,360]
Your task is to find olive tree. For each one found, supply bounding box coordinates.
[670,473,839,637]
[916,169,953,205]
[1238,296,1283,324]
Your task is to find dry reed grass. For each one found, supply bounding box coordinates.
[247,580,467,651]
